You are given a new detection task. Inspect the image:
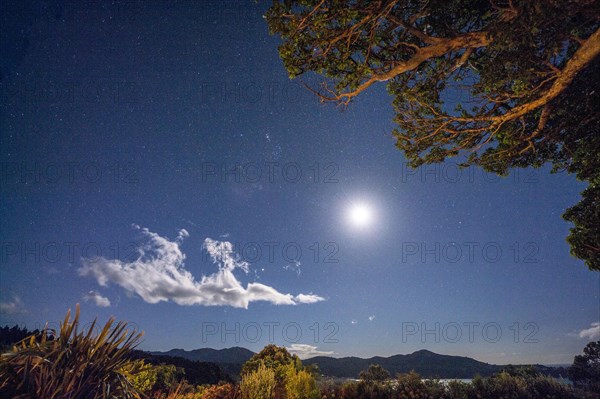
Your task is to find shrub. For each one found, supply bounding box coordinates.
[285,364,320,399]
[124,360,186,396]
[239,362,276,399]
[472,372,528,399]
[0,304,144,399]
[359,364,391,384]
[241,344,300,394]
[335,379,393,399]
[201,382,238,399]
[527,374,577,399]
[395,371,432,399]
[446,380,475,399]
[122,359,158,394]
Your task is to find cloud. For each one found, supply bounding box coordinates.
[177,229,189,241]
[284,261,301,276]
[578,321,600,340]
[294,293,323,304]
[368,315,376,321]
[286,344,334,360]
[78,227,324,309]
[83,290,111,307]
[0,297,26,315]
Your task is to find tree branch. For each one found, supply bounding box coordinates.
[313,31,492,105]
[489,26,600,125]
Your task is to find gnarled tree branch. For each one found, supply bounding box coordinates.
[314,31,492,105]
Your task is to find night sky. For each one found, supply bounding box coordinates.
[1,1,598,365]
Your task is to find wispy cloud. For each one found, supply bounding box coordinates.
[287,344,334,359]
[368,315,376,321]
[78,226,324,309]
[0,296,26,315]
[284,261,301,276]
[578,321,600,340]
[83,290,111,307]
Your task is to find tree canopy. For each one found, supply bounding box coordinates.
[241,344,301,377]
[568,340,600,392]
[359,364,391,383]
[265,0,600,270]
[241,344,303,397]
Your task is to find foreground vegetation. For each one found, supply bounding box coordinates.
[1,307,598,398]
[0,305,143,398]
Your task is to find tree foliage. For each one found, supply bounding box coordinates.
[266,0,600,270]
[284,364,320,399]
[239,362,276,399]
[359,363,391,383]
[329,369,577,399]
[199,382,238,399]
[396,371,443,399]
[568,340,600,393]
[124,360,185,395]
[240,344,320,399]
[241,344,300,376]
[240,344,301,396]
[129,349,232,386]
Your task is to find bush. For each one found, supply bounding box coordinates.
[239,362,276,399]
[0,304,144,399]
[285,364,320,399]
[472,372,529,399]
[359,364,390,384]
[316,371,584,399]
[445,380,475,399]
[241,344,300,396]
[335,380,393,399]
[123,359,158,393]
[124,360,186,396]
[527,374,577,399]
[200,382,237,399]
[395,371,434,399]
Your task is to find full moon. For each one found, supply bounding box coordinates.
[348,203,374,228]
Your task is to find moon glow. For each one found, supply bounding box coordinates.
[348,203,374,228]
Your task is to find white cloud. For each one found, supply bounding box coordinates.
[578,321,600,340]
[287,344,334,359]
[78,227,324,309]
[368,315,376,321]
[83,290,111,307]
[284,261,301,276]
[0,296,26,315]
[177,229,189,241]
[294,293,323,304]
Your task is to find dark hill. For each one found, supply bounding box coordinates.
[150,346,255,364]
[304,349,501,378]
[129,350,232,385]
[143,347,568,380]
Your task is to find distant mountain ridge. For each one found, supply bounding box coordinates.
[303,349,500,378]
[146,347,567,379]
[150,346,255,364]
